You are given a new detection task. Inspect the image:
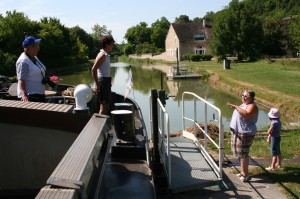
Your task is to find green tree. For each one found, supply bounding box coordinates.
[288,15,300,54]
[124,22,151,45]
[174,15,191,23]
[210,0,263,60]
[0,50,17,76]
[203,11,216,22]
[91,24,112,40]
[90,24,113,58]
[262,17,285,60]
[135,42,156,55]
[210,10,233,57]
[236,3,263,60]
[38,17,72,67]
[192,17,202,23]
[0,10,38,55]
[0,10,39,76]
[150,17,170,51]
[69,26,95,58]
[74,37,89,63]
[122,43,136,56]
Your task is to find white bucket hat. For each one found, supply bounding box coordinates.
[268,108,280,119]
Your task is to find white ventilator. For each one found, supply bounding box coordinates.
[74,84,93,110]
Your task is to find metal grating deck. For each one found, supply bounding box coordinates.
[168,137,221,193]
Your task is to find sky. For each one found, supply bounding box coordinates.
[0,0,232,43]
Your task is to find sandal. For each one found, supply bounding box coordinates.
[265,166,275,171]
[240,175,251,182]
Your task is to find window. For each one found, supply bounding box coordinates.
[194,47,205,54]
[194,34,205,41]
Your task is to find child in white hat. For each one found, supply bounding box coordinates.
[266,108,282,170]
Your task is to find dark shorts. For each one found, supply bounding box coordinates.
[28,94,45,102]
[231,129,255,158]
[98,77,111,104]
[270,136,281,156]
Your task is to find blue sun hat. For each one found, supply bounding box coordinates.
[22,36,41,48]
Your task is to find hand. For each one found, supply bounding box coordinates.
[227,102,236,109]
[94,85,100,93]
[21,93,28,102]
[267,135,270,143]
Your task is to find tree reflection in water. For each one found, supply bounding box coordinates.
[59,62,270,133]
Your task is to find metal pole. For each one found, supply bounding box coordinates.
[160,73,163,90]
[151,89,160,163]
[176,48,180,75]
[158,90,166,107]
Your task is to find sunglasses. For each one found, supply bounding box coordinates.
[242,94,250,98]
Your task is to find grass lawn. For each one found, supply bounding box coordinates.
[181,59,300,123]
[251,163,300,199]
[251,130,300,199]
[189,60,300,98]
[182,59,300,198]
[222,129,300,199]
[168,58,300,198]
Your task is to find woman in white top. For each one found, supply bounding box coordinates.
[16,36,47,102]
[91,35,115,115]
[227,90,258,182]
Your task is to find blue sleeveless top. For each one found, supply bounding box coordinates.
[230,102,258,135]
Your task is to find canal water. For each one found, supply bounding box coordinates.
[59,62,271,133]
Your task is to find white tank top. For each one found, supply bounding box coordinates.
[97,49,111,78]
[229,103,258,135]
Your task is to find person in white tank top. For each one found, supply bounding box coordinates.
[91,35,115,114]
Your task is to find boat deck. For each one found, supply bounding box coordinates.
[95,133,155,199]
[0,99,73,113]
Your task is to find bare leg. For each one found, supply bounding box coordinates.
[271,156,277,169]
[276,155,282,168]
[241,157,249,177]
[100,103,109,115]
[99,104,103,114]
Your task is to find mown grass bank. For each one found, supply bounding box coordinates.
[185,59,300,123]
[124,56,300,198]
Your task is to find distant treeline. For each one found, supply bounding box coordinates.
[1,0,299,76]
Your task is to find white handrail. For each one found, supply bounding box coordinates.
[157,98,171,187]
[182,91,224,178]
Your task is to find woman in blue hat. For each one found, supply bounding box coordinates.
[16,36,47,102]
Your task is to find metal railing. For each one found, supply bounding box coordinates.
[151,91,224,189]
[182,92,224,178]
[156,98,171,187]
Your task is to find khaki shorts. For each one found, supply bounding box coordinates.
[231,130,255,158]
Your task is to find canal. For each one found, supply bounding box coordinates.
[58,62,271,133]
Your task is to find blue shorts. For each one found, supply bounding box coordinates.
[270,136,281,156]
